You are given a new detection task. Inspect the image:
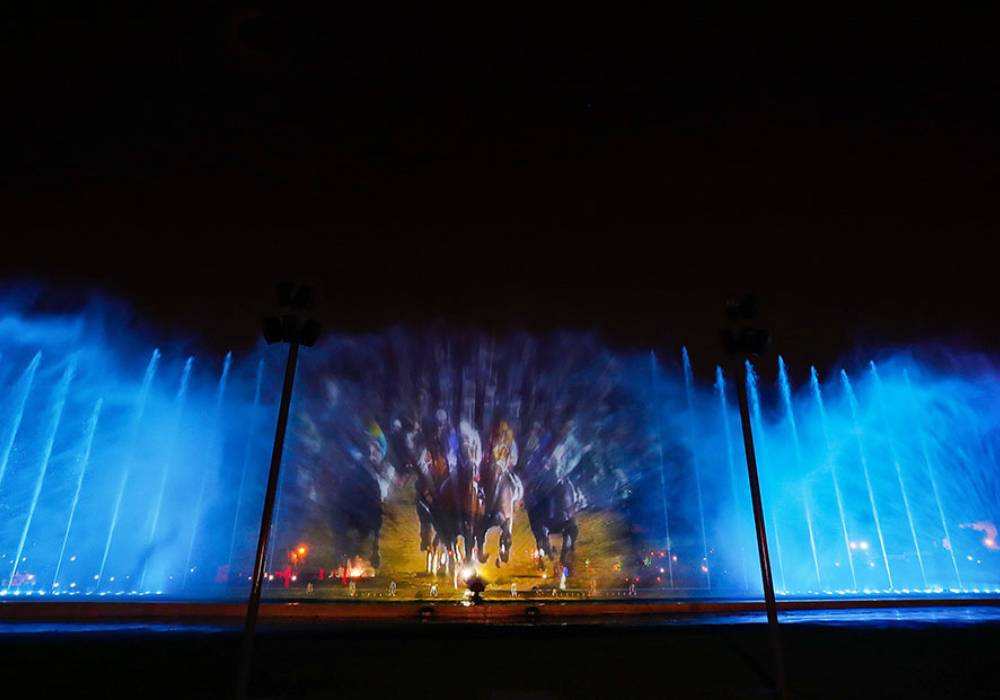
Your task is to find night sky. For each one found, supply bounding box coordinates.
[3,9,999,376]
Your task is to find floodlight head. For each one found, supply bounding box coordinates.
[265,281,320,344]
[281,314,301,342]
[299,319,321,347]
[262,317,284,344]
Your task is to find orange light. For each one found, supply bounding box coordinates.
[297,545,307,556]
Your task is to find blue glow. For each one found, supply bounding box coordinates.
[0,296,277,598]
[0,291,996,600]
[8,359,76,587]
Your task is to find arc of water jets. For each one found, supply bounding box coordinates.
[96,349,161,590]
[870,361,927,589]
[681,348,711,589]
[226,358,264,580]
[51,397,103,590]
[715,366,750,591]
[0,352,42,491]
[0,336,982,599]
[810,367,858,591]
[9,358,77,588]
[904,369,963,590]
[841,370,894,591]
[778,357,823,591]
[183,352,232,589]
[138,356,194,592]
[745,360,787,594]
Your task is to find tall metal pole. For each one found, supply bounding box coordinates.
[237,340,299,699]
[735,359,788,700]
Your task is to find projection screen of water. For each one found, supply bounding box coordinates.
[0,294,997,602]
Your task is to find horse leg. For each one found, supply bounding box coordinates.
[500,517,513,564]
[370,527,382,570]
[533,526,552,570]
[476,522,490,564]
[459,529,469,565]
[560,519,579,578]
[467,524,479,565]
[418,503,433,552]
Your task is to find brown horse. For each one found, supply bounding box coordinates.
[475,421,524,565]
[456,420,483,564]
[411,412,467,577]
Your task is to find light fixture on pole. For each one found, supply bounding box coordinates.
[722,294,788,700]
[237,281,320,699]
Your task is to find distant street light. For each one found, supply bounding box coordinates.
[237,282,320,700]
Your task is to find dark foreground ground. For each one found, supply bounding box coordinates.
[1,608,998,699]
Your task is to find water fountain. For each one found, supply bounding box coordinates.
[778,356,822,590]
[681,347,711,588]
[810,367,857,590]
[841,370,894,590]
[746,361,787,593]
[0,294,996,603]
[870,361,926,589]
[715,366,751,591]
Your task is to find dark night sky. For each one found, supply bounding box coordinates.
[2,9,999,375]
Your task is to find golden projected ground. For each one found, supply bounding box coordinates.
[282,481,636,601]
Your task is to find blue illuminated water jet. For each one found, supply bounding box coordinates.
[183,352,231,589]
[0,352,42,490]
[715,366,750,591]
[778,357,822,589]
[139,356,192,591]
[681,347,710,588]
[747,360,787,593]
[810,367,857,590]
[870,361,926,588]
[52,397,103,589]
[227,358,264,578]
[9,358,77,586]
[841,370,894,590]
[98,350,161,590]
[905,369,963,589]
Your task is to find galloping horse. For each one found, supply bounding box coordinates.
[525,475,587,576]
[388,417,437,557]
[328,422,393,570]
[522,422,589,577]
[412,411,465,575]
[456,420,483,564]
[475,421,524,566]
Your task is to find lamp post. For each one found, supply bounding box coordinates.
[237,282,320,700]
[722,295,788,700]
